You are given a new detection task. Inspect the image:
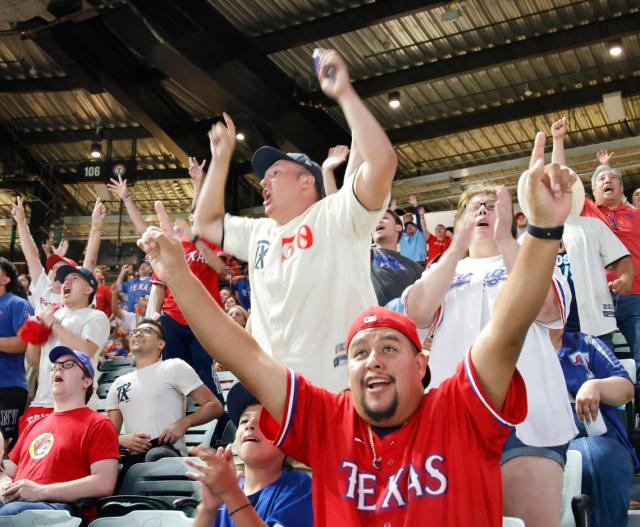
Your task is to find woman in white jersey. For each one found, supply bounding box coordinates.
[404,182,577,527]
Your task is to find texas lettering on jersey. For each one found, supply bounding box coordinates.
[340,454,448,512]
[449,268,508,289]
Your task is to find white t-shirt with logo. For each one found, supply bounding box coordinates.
[562,215,629,336]
[405,254,577,447]
[223,170,387,393]
[106,359,203,455]
[31,306,110,408]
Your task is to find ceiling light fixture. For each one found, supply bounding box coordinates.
[90,121,102,159]
[90,141,102,159]
[388,91,401,109]
[236,132,245,141]
[609,40,623,57]
[523,84,533,97]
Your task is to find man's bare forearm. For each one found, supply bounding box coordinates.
[0,336,27,354]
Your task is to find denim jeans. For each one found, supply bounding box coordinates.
[0,501,71,516]
[569,436,633,527]
[159,313,223,402]
[612,292,640,377]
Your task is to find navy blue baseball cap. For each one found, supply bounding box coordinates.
[251,146,324,195]
[55,265,98,303]
[227,382,260,428]
[49,346,95,379]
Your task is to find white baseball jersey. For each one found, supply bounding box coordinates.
[224,169,386,392]
[408,254,577,447]
[562,215,629,336]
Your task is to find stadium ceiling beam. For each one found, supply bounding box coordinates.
[114,0,348,161]
[250,0,446,55]
[0,76,84,93]
[387,76,640,145]
[320,12,640,102]
[18,126,151,145]
[31,20,206,162]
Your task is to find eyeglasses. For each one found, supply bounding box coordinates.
[132,326,161,338]
[465,200,496,213]
[49,359,81,372]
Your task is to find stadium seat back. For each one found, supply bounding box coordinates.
[502,518,525,527]
[88,510,193,526]
[98,357,135,371]
[117,457,200,499]
[560,449,582,527]
[2,510,81,526]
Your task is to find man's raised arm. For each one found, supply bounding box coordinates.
[315,49,396,210]
[471,133,575,408]
[82,198,107,272]
[11,196,44,282]
[107,176,147,235]
[138,201,287,423]
[192,114,236,246]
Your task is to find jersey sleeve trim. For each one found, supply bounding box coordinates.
[463,351,518,428]
[551,277,568,325]
[274,368,298,448]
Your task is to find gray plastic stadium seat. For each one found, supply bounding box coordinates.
[502,518,525,527]
[97,382,113,399]
[99,357,135,371]
[88,510,193,526]
[1,510,81,526]
[184,419,217,449]
[97,368,135,385]
[117,457,200,500]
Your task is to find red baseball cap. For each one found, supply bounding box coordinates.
[46,254,78,272]
[345,306,430,388]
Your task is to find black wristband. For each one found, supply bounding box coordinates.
[527,224,564,240]
[229,502,251,517]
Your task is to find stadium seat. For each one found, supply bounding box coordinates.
[184,419,217,449]
[560,449,591,527]
[97,368,135,385]
[1,510,81,526]
[185,398,200,414]
[97,382,113,399]
[98,457,203,518]
[219,420,237,446]
[89,397,108,413]
[502,518,525,527]
[117,457,200,499]
[217,371,239,402]
[99,357,135,371]
[88,510,193,526]
[614,331,632,359]
[619,358,637,432]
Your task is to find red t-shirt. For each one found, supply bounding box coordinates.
[427,234,452,265]
[95,284,112,318]
[10,407,119,484]
[581,198,640,294]
[260,353,526,527]
[154,240,223,325]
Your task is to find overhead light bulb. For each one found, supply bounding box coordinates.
[388,91,401,109]
[90,141,102,159]
[236,132,245,141]
[523,84,533,97]
[609,40,623,57]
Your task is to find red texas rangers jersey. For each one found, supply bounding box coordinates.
[260,352,527,527]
